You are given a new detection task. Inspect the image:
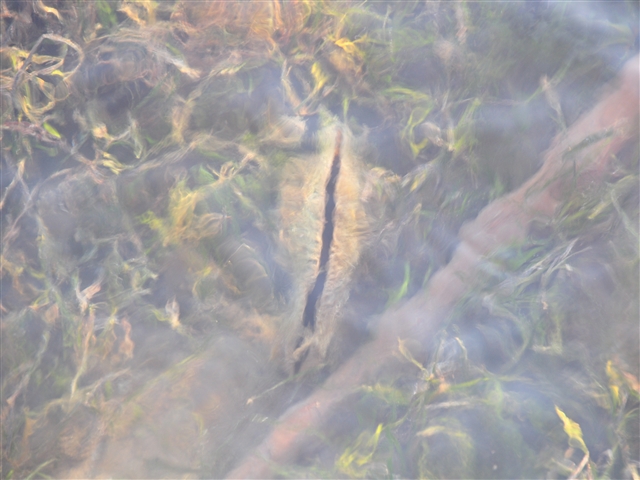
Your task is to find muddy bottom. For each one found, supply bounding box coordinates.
[54,334,287,479]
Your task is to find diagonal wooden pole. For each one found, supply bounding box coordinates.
[227,55,639,479]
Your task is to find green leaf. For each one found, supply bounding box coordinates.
[43,122,61,139]
[336,423,384,477]
[555,406,588,454]
[96,0,117,29]
[386,262,410,307]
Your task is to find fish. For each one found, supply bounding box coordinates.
[276,120,368,374]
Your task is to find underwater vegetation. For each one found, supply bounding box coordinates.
[1,1,638,478]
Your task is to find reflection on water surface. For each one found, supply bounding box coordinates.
[1,1,638,479]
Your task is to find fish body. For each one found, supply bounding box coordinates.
[277,121,368,373]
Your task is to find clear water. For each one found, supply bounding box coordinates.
[1,1,638,479]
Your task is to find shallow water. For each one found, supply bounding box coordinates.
[1,1,638,479]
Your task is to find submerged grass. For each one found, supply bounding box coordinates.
[1,0,638,478]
